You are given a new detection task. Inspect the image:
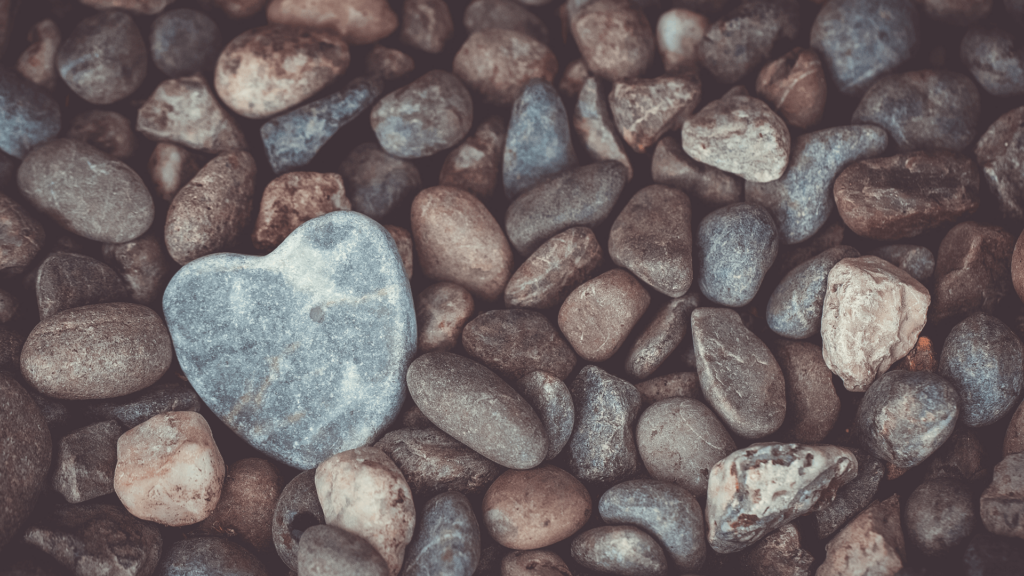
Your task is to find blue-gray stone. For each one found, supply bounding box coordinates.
[746,125,888,245]
[852,70,981,153]
[56,10,148,105]
[810,0,919,96]
[568,365,641,485]
[962,26,1024,97]
[156,538,268,576]
[80,380,201,429]
[571,526,668,576]
[150,9,222,78]
[697,0,799,84]
[162,211,416,470]
[873,244,935,283]
[695,202,778,308]
[503,79,578,200]
[370,70,473,159]
[940,313,1023,428]
[0,67,60,159]
[340,142,421,220]
[262,76,383,175]
[812,448,884,539]
[766,245,860,339]
[598,479,705,571]
[401,492,480,576]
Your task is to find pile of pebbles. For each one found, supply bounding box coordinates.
[4,0,1024,574]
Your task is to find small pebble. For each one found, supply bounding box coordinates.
[464,0,548,43]
[569,0,655,82]
[855,370,960,467]
[504,226,603,309]
[568,365,642,485]
[775,339,840,443]
[695,202,779,308]
[150,9,222,77]
[873,245,935,283]
[251,172,350,252]
[67,110,136,160]
[735,523,813,576]
[298,525,389,576]
[114,411,225,526]
[80,380,201,429]
[156,537,268,576]
[811,449,885,539]
[571,526,668,576]
[651,136,742,207]
[609,73,701,154]
[503,79,577,200]
[962,25,1024,96]
[557,58,591,100]
[483,465,591,550]
[818,495,906,576]
[376,426,503,497]
[399,0,453,54]
[756,48,827,130]
[625,289,701,380]
[272,469,326,572]
[199,457,283,551]
[148,142,202,202]
[573,77,633,179]
[697,0,799,84]
[267,0,398,45]
[0,193,44,274]
[656,8,708,73]
[366,45,415,81]
[371,70,473,159]
[56,10,147,105]
[35,251,128,319]
[513,371,574,461]
[16,19,61,91]
[906,478,977,555]
[402,491,479,575]
[931,221,1015,323]
[463,309,576,382]
[453,30,557,108]
[440,116,505,200]
[558,268,651,363]
[609,185,692,298]
[0,374,51,548]
[767,245,860,339]
[415,282,475,354]
[981,452,1024,540]
[940,313,1023,427]
[975,105,1024,221]
[138,75,248,155]
[634,372,701,407]
[340,141,421,219]
[924,424,984,481]
[51,420,121,504]
[501,550,571,576]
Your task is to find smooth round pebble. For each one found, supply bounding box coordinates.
[67,110,137,160]
[340,142,421,220]
[962,25,1024,96]
[906,478,977,555]
[199,457,282,551]
[504,226,603,310]
[375,426,504,497]
[0,67,61,159]
[571,526,668,576]
[625,290,701,380]
[501,550,571,576]
[696,202,779,308]
[599,480,705,571]
[35,251,128,320]
[398,491,480,576]
[150,9,222,77]
[298,525,389,576]
[267,0,398,45]
[371,70,473,159]
[756,47,827,129]
[609,185,693,298]
[462,309,576,382]
[697,0,799,85]
[513,371,574,461]
[940,313,1023,427]
[56,10,147,105]
[557,268,650,363]
[767,245,860,339]
[399,0,453,54]
[775,339,840,443]
[453,30,557,108]
[483,465,591,551]
[503,79,577,200]
[570,0,654,82]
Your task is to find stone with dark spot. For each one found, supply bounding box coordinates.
[609,185,692,298]
[695,203,778,307]
[567,365,641,485]
[340,141,420,220]
[150,9,222,77]
[940,313,1023,427]
[56,11,147,105]
[504,227,603,310]
[272,469,326,572]
[375,426,503,498]
[462,309,577,382]
[35,252,128,319]
[156,537,268,576]
[503,79,577,200]
[697,0,799,85]
[251,172,350,252]
[570,526,667,576]
[766,245,860,339]
[482,465,591,550]
[931,221,1015,323]
[0,373,51,548]
[371,70,473,159]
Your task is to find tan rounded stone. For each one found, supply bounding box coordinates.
[137,75,248,155]
[415,282,475,354]
[199,457,283,551]
[439,116,506,200]
[504,226,603,310]
[453,30,558,107]
[756,48,827,130]
[635,372,701,407]
[483,465,592,550]
[570,0,655,82]
[114,411,225,527]
[636,397,735,494]
[267,0,398,45]
[557,268,651,362]
[252,172,350,252]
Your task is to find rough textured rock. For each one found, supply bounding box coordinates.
[462,309,576,382]
[695,202,778,307]
[818,496,905,576]
[625,290,701,380]
[340,141,420,219]
[371,70,473,159]
[656,8,707,73]
[375,426,503,497]
[440,116,505,200]
[746,125,888,245]
[756,48,827,130]
[513,372,574,461]
[636,397,734,495]
[251,172,350,252]
[573,77,633,180]
[962,25,1024,96]
[483,465,591,550]
[297,525,389,576]
[609,185,692,298]
[609,74,701,154]
[940,313,1023,427]
[504,227,603,310]
[56,11,147,105]
[856,370,960,467]
[503,79,577,200]
[114,411,225,526]
[35,252,128,319]
[198,457,282,551]
[651,136,742,207]
[401,492,479,575]
[150,9,222,77]
[692,307,786,439]
[767,245,861,339]
[570,526,668,576]
[558,268,650,363]
[137,75,247,155]
[681,90,790,183]
[600,479,705,570]
[51,421,121,504]
[706,443,858,554]
[16,19,61,91]
[453,30,557,108]
[67,110,137,160]
[697,0,799,85]
[0,373,51,548]
[570,0,654,82]
[406,352,547,470]
[415,283,474,354]
[774,340,840,444]
[906,478,977,555]
[931,221,1015,323]
[811,449,885,539]
[980,452,1024,539]
[464,0,548,43]
[0,67,60,160]
[315,447,416,576]
[18,138,154,243]
[272,469,325,572]
[267,0,398,45]
[821,256,931,392]
[873,245,936,283]
[399,0,453,54]
[568,365,642,485]
[975,106,1024,221]
[156,537,269,576]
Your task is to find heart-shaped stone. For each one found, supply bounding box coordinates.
[163,211,416,470]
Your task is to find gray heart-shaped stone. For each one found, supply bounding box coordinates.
[163,211,416,469]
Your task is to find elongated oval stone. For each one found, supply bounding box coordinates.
[163,211,416,470]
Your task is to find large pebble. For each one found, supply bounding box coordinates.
[573,77,633,179]
[821,256,930,392]
[609,185,692,298]
[80,380,201,429]
[483,465,591,550]
[746,125,888,245]
[407,352,547,469]
[504,227,602,309]
[51,420,121,504]
[199,457,282,551]
[811,449,885,539]
[692,307,786,439]
[267,0,398,45]
[931,221,1014,323]
[767,245,860,339]
[137,75,247,155]
[440,116,505,200]
[975,106,1024,221]
[906,478,976,555]
[251,172,349,252]
[570,0,654,82]
[695,202,778,308]
[962,26,1024,96]
[56,10,147,105]
[114,411,225,526]
[463,0,548,43]
[371,70,473,159]
[298,525,389,576]
[636,397,734,494]
[651,136,741,207]
[157,537,268,576]
[18,138,154,243]
[505,161,627,255]
[340,141,420,219]
[414,282,474,354]
[697,0,799,84]
[940,313,1023,427]
[558,268,650,363]
[503,79,577,200]
[756,47,827,130]
[150,9,222,77]
[513,372,574,461]
[609,74,701,154]
[856,370,960,467]
[272,469,325,572]
[810,0,919,95]
[453,30,557,108]
[706,443,858,554]
[775,340,840,443]
[568,365,641,485]
[22,303,172,400]
[35,251,128,320]
[0,68,60,159]
[0,373,50,548]
[980,453,1024,539]
[600,479,705,570]
[375,426,503,497]
[625,289,701,380]
[463,309,576,382]
[818,496,906,576]
[571,526,667,576]
[315,446,416,576]
[681,90,790,183]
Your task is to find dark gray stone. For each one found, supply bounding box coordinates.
[766,245,860,339]
[262,76,383,175]
[101,231,176,306]
[56,10,148,105]
[811,448,884,539]
[401,492,480,576]
[963,532,1024,576]
[162,211,416,470]
[461,309,577,382]
[873,245,935,283]
[513,371,574,461]
[80,380,200,429]
[503,79,577,200]
[906,478,977,555]
[624,289,701,381]
[156,537,268,576]
[35,252,128,320]
[464,0,547,43]
[298,525,389,576]
[51,420,121,504]
[962,26,1024,97]
[0,324,21,374]
[609,185,692,298]
[856,370,960,467]
[571,526,668,576]
[695,202,778,308]
[0,373,50,548]
[568,365,641,485]
[505,161,628,255]
[697,0,799,84]
[272,469,326,572]
[746,125,888,245]
[340,142,421,220]
[852,70,980,153]
[371,70,473,159]
[0,193,46,275]
[375,426,504,497]
[810,0,919,96]
[976,106,1024,221]
[925,425,984,481]
[941,313,1023,427]
[598,480,705,571]
[150,9,222,77]
[0,68,60,159]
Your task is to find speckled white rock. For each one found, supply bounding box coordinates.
[114,411,225,527]
[315,446,416,576]
[821,256,931,392]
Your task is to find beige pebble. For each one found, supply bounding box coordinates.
[570,0,655,82]
[483,465,592,550]
[756,48,827,130]
[558,268,651,362]
[199,457,283,551]
[454,30,558,107]
[252,172,349,252]
[415,282,475,354]
[148,143,203,203]
[267,0,398,45]
[137,75,247,155]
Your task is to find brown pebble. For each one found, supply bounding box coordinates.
[399,0,453,54]
[462,309,577,381]
[625,290,701,380]
[501,550,572,576]
[453,30,558,107]
[931,221,1014,323]
[251,172,350,252]
[439,116,506,200]
[755,48,827,129]
[101,231,176,306]
[415,282,475,354]
[557,58,591,100]
[651,136,743,207]
[558,268,651,363]
[16,19,60,91]
[635,372,701,407]
[891,336,939,373]
[775,339,840,443]
[609,184,693,298]
[68,110,136,160]
[1005,400,1024,456]
[199,457,282,551]
[375,426,503,497]
[570,0,655,82]
[0,192,45,275]
[366,44,414,80]
[384,225,414,281]
[608,73,701,153]
[137,75,248,155]
[267,0,398,45]
[505,227,603,310]
[482,465,592,550]
[148,142,202,203]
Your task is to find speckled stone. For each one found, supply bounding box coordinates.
[775,340,840,443]
[651,136,742,207]
[975,106,1024,221]
[756,48,827,130]
[150,9,222,77]
[656,8,708,73]
[981,452,1024,539]
[267,0,398,45]
[414,283,474,354]
[56,10,147,105]
[513,372,574,461]
[505,162,627,255]
[925,425,984,481]
[962,25,1024,97]
[599,479,704,570]
[503,79,577,200]
[609,184,692,298]
[573,77,633,180]
[462,309,576,382]
[856,370,960,467]
[375,426,503,497]
[16,19,61,91]
[453,30,557,108]
[464,0,547,42]
[138,75,247,155]
[931,221,1015,323]
[505,227,602,310]
[569,0,654,82]
[609,74,701,154]
[635,372,700,407]
[251,172,350,252]
[695,202,779,308]
[262,76,383,175]
[371,70,473,159]
[767,245,860,339]
[163,211,415,469]
[818,496,905,576]
[35,252,127,319]
[810,0,919,96]
[483,465,591,550]
[407,352,547,470]
[0,67,60,159]
[568,365,642,485]
[402,491,479,575]
[625,290,701,381]
[298,525,389,576]
[18,138,154,243]
[558,268,650,363]
[199,457,283,551]
[706,443,858,554]
[906,478,977,555]
[0,373,51,548]
[692,307,786,439]
[81,380,200,429]
[339,141,420,219]
[571,526,667,576]
[156,537,268,576]
[67,110,136,160]
[501,550,571,576]
[811,449,885,539]
[940,313,1023,427]
[746,125,888,245]
[697,0,799,85]
[272,469,325,572]
[440,117,505,200]
[873,245,935,283]
[51,420,121,504]
[98,232,173,307]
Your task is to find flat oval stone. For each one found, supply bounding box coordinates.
[513,372,574,461]
[0,68,60,159]
[975,106,1024,221]
[150,9,222,77]
[0,373,50,548]
[568,365,642,485]
[35,252,128,320]
[636,397,735,495]
[652,136,742,207]
[22,303,172,400]
[571,526,667,576]
[439,116,505,200]
[214,25,349,119]
[695,202,778,307]
[375,426,503,497]
[609,184,693,298]
[411,186,513,302]
[298,525,389,576]
[775,340,840,443]
[599,479,705,571]
[767,245,861,339]
[504,227,603,309]
[573,76,633,180]
[697,0,799,85]
[906,478,976,555]
[756,47,827,130]
[962,26,1024,97]
[570,0,654,82]
[625,289,701,380]
[931,221,1015,323]
[251,172,350,252]
[483,465,591,550]
[856,370,960,467]
[137,75,247,155]
[453,30,557,108]
[56,10,147,105]
[406,352,547,470]
[415,282,474,354]
[272,469,325,572]
[18,138,154,243]
[267,0,398,45]
[463,309,576,382]
[558,268,650,363]
[503,79,577,200]
[156,537,268,576]
[746,125,888,245]
[371,70,473,159]
[163,211,415,469]
[609,74,701,153]
[340,142,421,220]
[940,313,1023,427]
